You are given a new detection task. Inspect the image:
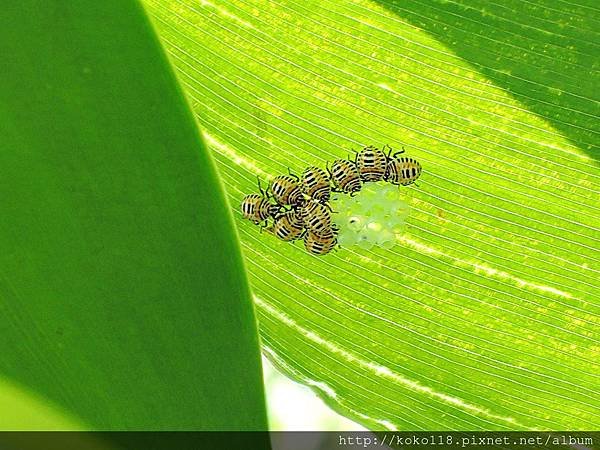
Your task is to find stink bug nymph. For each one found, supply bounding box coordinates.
[384,146,422,186]
[241,177,280,224]
[304,228,338,256]
[301,166,331,202]
[241,194,279,225]
[328,159,362,195]
[270,174,304,207]
[301,200,333,237]
[273,209,305,242]
[355,145,387,182]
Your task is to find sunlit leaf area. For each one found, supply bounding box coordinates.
[145,0,600,430]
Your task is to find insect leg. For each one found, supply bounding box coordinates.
[256,175,266,197]
[299,228,308,240]
[259,221,274,233]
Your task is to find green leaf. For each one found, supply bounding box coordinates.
[146,0,600,430]
[0,0,267,431]
[0,378,83,430]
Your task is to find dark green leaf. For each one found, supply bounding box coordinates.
[0,0,268,431]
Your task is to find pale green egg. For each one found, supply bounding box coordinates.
[330,180,411,250]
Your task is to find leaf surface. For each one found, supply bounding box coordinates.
[0,0,267,431]
[146,0,600,430]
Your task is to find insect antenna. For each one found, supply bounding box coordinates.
[382,144,393,159]
[392,146,406,158]
[287,167,300,182]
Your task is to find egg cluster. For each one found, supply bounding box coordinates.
[332,182,410,250]
[240,145,421,255]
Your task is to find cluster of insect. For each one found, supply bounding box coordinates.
[241,145,422,256]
